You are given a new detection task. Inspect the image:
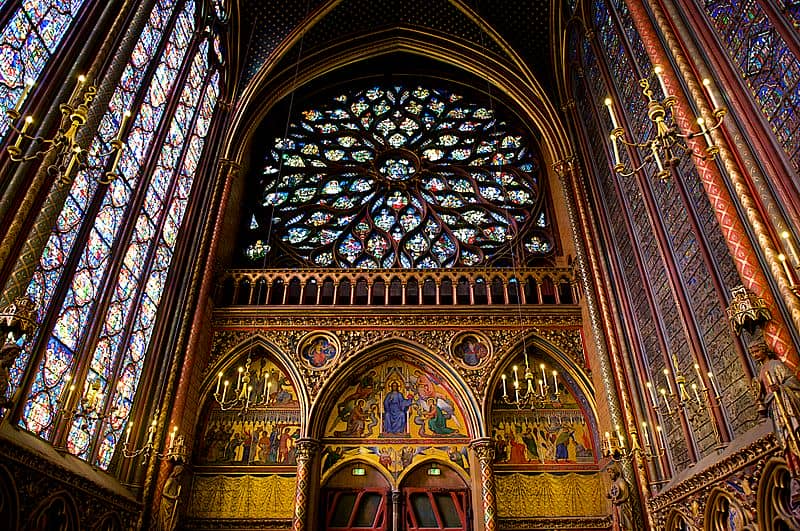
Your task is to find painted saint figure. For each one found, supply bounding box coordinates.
[383,382,414,435]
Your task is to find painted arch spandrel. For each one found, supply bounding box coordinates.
[195,349,301,468]
[321,358,472,482]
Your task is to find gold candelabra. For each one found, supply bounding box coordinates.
[213,355,273,413]
[123,411,186,464]
[602,423,665,464]
[605,66,726,181]
[500,359,561,409]
[647,355,725,448]
[5,75,130,184]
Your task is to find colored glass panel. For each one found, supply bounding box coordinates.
[704,0,800,171]
[0,0,87,144]
[21,0,192,442]
[247,85,552,268]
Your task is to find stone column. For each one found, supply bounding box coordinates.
[391,490,402,531]
[470,438,497,531]
[293,438,320,531]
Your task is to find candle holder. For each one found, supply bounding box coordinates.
[4,76,130,184]
[122,412,187,465]
[602,424,665,464]
[500,361,561,410]
[646,357,725,447]
[58,376,125,432]
[213,355,272,414]
[605,67,725,182]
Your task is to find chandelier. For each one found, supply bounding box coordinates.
[605,66,725,181]
[500,357,561,409]
[212,355,271,413]
[5,75,130,184]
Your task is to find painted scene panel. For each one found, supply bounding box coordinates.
[196,351,300,468]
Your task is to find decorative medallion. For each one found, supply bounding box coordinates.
[451,332,491,368]
[298,332,339,370]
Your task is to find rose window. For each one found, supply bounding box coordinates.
[245,84,553,268]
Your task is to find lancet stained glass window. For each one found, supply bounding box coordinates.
[247,84,552,269]
[17,0,223,468]
[703,0,800,172]
[0,0,89,144]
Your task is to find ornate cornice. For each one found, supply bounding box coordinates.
[649,432,778,512]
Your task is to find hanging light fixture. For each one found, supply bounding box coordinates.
[4,75,130,184]
[604,66,726,181]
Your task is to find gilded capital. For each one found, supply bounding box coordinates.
[470,437,496,463]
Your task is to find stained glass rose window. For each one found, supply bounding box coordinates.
[246,84,553,268]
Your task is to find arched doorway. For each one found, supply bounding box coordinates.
[401,462,470,531]
[320,461,470,531]
[322,461,391,531]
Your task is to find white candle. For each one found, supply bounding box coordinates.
[501,374,507,397]
[237,366,243,391]
[11,115,33,151]
[604,97,619,129]
[697,117,714,148]
[646,381,657,407]
[538,379,544,396]
[610,133,621,166]
[169,426,177,449]
[702,78,720,110]
[641,422,651,447]
[266,381,272,402]
[147,419,156,444]
[69,74,86,105]
[693,364,707,390]
[663,369,673,395]
[654,65,669,98]
[660,388,672,414]
[514,382,520,403]
[782,231,800,266]
[708,372,721,398]
[691,383,702,405]
[13,80,33,114]
[125,422,133,445]
[263,375,269,397]
[540,363,546,382]
[222,380,229,402]
[779,254,795,285]
[651,142,665,173]
[656,424,666,449]
[616,426,625,448]
[115,110,131,142]
[604,431,611,449]
[551,370,558,392]
[216,372,222,394]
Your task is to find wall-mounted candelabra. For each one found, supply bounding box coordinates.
[647,356,724,446]
[605,66,726,181]
[602,422,665,464]
[122,411,186,464]
[58,376,124,437]
[777,231,800,297]
[5,76,130,184]
[213,355,273,413]
[500,359,561,409]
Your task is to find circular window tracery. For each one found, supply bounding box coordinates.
[245,84,553,269]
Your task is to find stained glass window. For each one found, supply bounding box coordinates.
[246,84,552,269]
[0,0,88,145]
[703,0,800,172]
[18,0,223,468]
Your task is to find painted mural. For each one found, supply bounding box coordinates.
[299,333,338,370]
[322,358,471,481]
[452,333,490,368]
[196,350,301,468]
[492,357,597,471]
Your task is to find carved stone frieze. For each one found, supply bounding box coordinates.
[649,431,779,529]
[0,432,140,529]
[183,517,293,530]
